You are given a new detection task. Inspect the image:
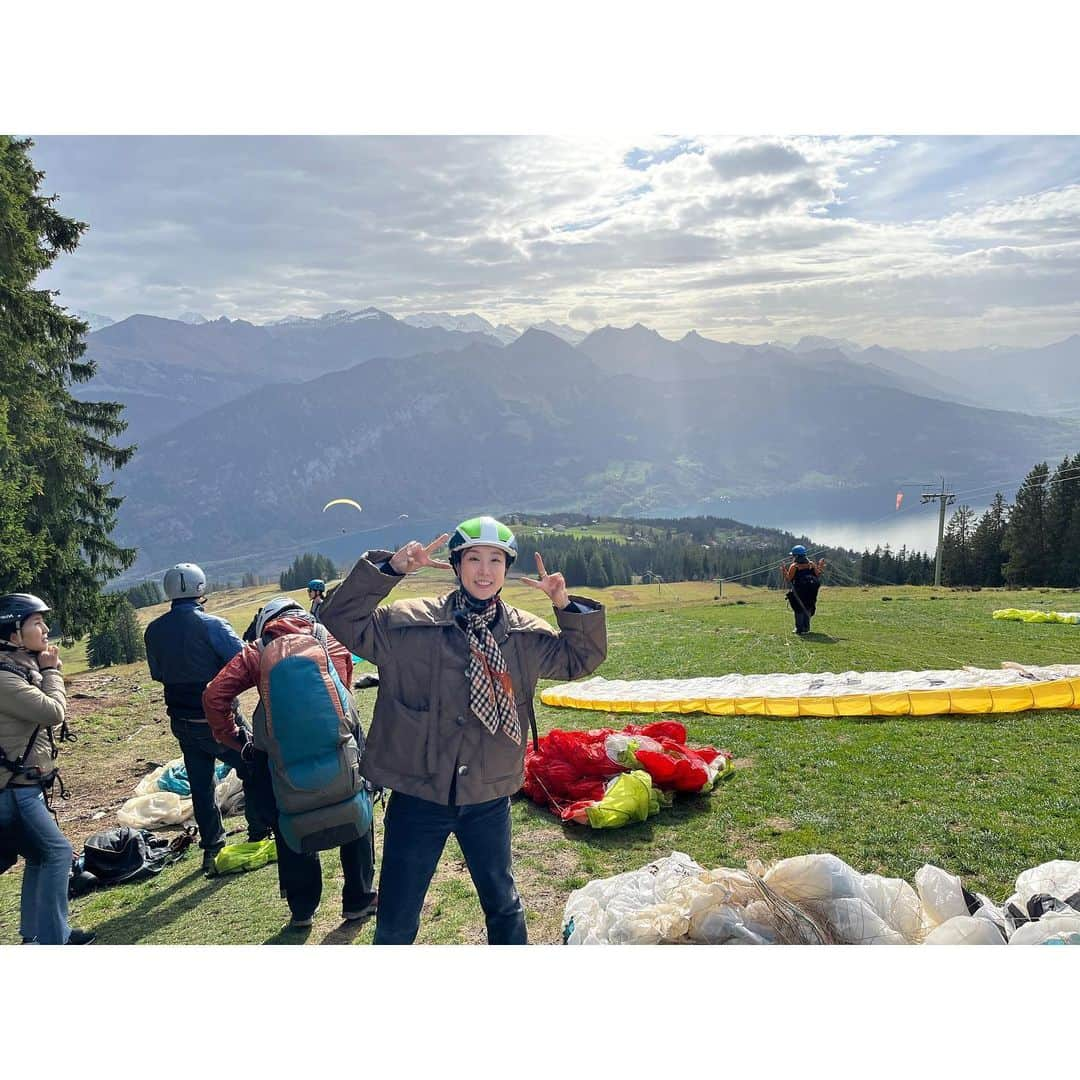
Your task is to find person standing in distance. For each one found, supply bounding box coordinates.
[307,579,326,621]
[319,515,607,945]
[143,563,270,872]
[782,545,827,635]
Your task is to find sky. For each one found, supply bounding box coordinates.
[27,133,1080,351]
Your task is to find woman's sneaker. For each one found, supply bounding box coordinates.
[66,928,97,945]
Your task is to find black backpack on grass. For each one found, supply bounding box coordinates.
[80,825,195,887]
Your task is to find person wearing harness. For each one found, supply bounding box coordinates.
[143,563,270,872]
[782,545,827,635]
[202,596,377,929]
[0,593,95,944]
[319,515,607,945]
[307,579,326,621]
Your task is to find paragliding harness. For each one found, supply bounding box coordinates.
[255,621,374,854]
[72,825,196,896]
[785,562,820,629]
[0,659,75,821]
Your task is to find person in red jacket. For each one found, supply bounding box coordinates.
[202,596,376,930]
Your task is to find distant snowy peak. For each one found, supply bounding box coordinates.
[792,335,863,355]
[403,311,520,343]
[176,311,208,325]
[528,320,587,346]
[265,308,393,327]
[72,309,116,331]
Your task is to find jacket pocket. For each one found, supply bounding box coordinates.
[480,723,526,783]
[369,699,432,780]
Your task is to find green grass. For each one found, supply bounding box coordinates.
[4,580,1079,944]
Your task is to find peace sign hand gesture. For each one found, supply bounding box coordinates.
[520,552,570,609]
[389,534,452,575]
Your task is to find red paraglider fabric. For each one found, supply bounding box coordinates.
[522,721,730,821]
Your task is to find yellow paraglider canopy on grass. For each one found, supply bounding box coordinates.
[540,664,1080,718]
[992,608,1080,625]
[322,498,362,513]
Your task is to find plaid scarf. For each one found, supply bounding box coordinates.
[454,590,520,745]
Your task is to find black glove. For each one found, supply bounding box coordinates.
[238,728,255,764]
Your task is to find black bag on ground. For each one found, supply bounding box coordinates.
[81,825,195,886]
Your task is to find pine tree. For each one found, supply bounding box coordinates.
[279,552,338,590]
[970,493,1009,587]
[124,580,165,608]
[114,598,145,662]
[586,552,609,588]
[0,136,136,637]
[1003,463,1051,586]
[941,505,976,585]
[1045,453,1080,585]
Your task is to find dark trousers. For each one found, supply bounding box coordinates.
[374,791,526,945]
[170,718,270,850]
[787,587,817,634]
[247,750,376,919]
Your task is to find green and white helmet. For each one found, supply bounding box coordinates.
[448,515,517,567]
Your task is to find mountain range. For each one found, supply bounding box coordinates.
[92,312,1080,579]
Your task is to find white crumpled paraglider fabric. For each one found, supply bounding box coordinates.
[564,853,1080,945]
[118,757,244,829]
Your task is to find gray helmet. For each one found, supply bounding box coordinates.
[163,563,207,601]
[0,593,51,636]
[255,596,304,638]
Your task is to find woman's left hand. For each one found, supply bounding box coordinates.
[520,552,570,609]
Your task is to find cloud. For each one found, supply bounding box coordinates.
[27,134,1080,349]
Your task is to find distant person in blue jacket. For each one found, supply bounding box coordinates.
[143,563,270,871]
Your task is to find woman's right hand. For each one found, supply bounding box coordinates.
[38,644,62,671]
[389,534,452,575]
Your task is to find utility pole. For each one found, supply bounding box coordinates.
[922,477,956,587]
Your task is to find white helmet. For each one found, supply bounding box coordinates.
[163,563,207,601]
[254,596,304,638]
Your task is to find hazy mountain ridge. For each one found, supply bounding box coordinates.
[112,328,1080,574]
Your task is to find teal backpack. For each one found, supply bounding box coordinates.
[255,622,372,854]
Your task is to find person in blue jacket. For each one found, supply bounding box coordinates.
[143,563,269,871]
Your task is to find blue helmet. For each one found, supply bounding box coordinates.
[307,579,326,593]
[790,545,807,557]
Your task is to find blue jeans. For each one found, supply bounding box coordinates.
[374,792,526,945]
[0,785,72,944]
[170,719,271,850]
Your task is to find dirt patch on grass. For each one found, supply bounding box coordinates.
[731,757,755,771]
[764,816,795,833]
[65,672,146,720]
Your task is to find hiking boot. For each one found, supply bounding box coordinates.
[288,912,316,929]
[65,928,97,945]
[342,895,378,922]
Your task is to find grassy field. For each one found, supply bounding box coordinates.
[2,576,1078,945]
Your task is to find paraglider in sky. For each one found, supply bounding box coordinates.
[895,491,904,511]
[399,513,409,519]
[322,498,362,514]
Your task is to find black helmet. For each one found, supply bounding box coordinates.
[0,593,51,636]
